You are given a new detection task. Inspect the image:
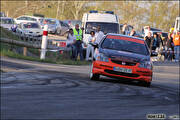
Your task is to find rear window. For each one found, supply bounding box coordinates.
[101,35,149,56]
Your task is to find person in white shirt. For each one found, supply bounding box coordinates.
[66,28,76,59]
[95,26,104,44]
[86,31,96,61]
[144,26,152,38]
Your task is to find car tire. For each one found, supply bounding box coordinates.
[90,63,100,80]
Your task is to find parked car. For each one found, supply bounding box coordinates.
[40,18,70,35]
[90,33,153,87]
[0,17,15,30]
[14,15,43,25]
[0,12,6,17]
[63,20,82,28]
[16,22,43,40]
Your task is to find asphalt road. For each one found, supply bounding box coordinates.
[1,57,179,119]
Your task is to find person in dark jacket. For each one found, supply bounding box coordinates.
[164,33,174,61]
[151,33,161,51]
[144,32,153,49]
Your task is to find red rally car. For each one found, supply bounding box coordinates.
[90,33,153,87]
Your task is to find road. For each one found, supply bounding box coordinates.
[1,57,179,119]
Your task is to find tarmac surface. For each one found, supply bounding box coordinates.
[1,56,179,119]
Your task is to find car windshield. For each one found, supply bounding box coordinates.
[101,36,149,55]
[23,23,39,28]
[85,22,119,34]
[0,18,14,24]
[44,19,56,24]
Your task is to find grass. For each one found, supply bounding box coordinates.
[0,27,20,41]
[0,27,91,65]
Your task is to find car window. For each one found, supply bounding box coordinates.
[23,23,40,29]
[101,36,149,56]
[27,17,36,21]
[0,18,14,24]
[60,21,66,27]
[44,19,56,24]
[17,17,27,20]
[85,22,119,34]
[63,22,69,27]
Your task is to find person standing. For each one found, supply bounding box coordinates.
[144,32,153,50]
[66,28,76,59]
[129,28,136,36]
[95,26,104,44]
[144,26,152,38]
[151,33,161,51]
[173,30,180,62]
[73,24,84,61]
[86,31,96,61]
[122,23,128,35]
[164,33,174,61]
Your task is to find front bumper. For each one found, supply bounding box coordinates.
[92,60,152,82]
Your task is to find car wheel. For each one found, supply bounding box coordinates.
[90,63,100,80]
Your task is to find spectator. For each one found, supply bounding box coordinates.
[73,24,84,61]
[66,28,76,59]
[129,28,136,36]
[122,23,128,35]
[95,26,104,44]
[173,30,180,62]
[151,33,161,52]
[164,33,174,61]
[144,26,152,38]
[144,32,153,50]
[86,31,96,61]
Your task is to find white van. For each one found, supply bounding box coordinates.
[174,17,180,33]
[82,11,120,48]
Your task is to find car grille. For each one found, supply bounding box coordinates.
[104,69,139,77]
[111,59,136,66]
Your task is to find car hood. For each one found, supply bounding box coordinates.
[25,28,43,33]
[99,48,150,63]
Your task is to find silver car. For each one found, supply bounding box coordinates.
[40,18,69,35]
[16,22,43,40]
[0,17,15,31]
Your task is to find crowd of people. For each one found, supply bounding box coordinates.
[65,23,180,62]
[66,24,104,61]
[144,26,180,62]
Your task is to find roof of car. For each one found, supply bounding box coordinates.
[17,15,43,19]
[0,17,14,19]
[106,33,144,41]
[44,18,57,20]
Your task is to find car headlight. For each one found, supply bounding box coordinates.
[96,53,109,62]
[139,61,152,69]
